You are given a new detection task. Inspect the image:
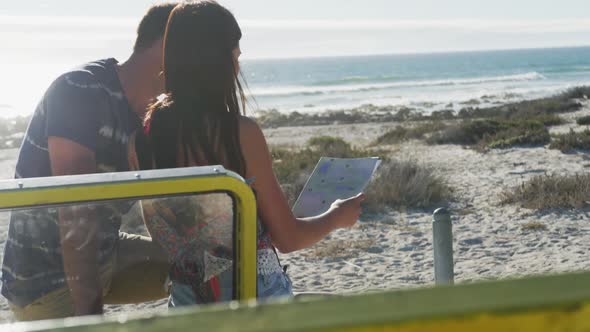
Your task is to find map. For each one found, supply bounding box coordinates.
[292,157,381,218]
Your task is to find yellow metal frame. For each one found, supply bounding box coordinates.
[10,168,590,331]
[15,270,590,332]
[0,167,257,301]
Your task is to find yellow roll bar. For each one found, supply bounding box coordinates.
[4,168,590,331]
[0,166,257,302]
[12,270,590,332]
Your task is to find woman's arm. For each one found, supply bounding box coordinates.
[239,117,364,253]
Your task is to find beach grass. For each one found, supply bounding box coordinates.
[521,221,548,232]
[256,86,587,159]
[372,122,447,146]
[271,136,452,211]
[548,129,590,153]
[482,125,551,150]
[577,116,590,126]
[364,159,453,212]
[255,106,420,129]
[500,174,590,210]
[367,87,582,151]
[254,86,588,130]
[426,117,555,150]
[271,136,384,206]
[457,97,581,119]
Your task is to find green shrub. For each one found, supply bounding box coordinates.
[525,114,564,126]
[549,129,590,153]
[271,137,453,211]
[307,136,354,156]
[255,106,423,128]
[577,115,590,126]
[427,119,506,145]
[484,126,550,149]
[428,117,554,149]
[373,126,411,145]
[273,136,374,182]
[501,174,590,210]
[562,86,590,100]
[271,136,383,205]
[429,109,456,120]
[457,89,584,120]
[521,222,548,232]
[373,121,447,145]
[364,159,453,212]
[254,87,585,130]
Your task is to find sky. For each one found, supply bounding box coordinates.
[0,0,589,117]
[1,0,590,59]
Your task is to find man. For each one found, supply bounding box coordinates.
[1,3,178,321]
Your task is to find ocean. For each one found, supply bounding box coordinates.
[242,46,590,114]
[2,46,590,118]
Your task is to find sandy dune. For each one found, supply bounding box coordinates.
[277,103,590,294]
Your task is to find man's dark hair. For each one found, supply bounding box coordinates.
[134,3,178,53]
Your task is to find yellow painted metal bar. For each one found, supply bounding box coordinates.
[0,176,246,210]
[11,270,590,332]
[13,302,590,332]
[333,303,590,332]
[0,174,257,301]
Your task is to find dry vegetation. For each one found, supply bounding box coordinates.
[271,136,384,206]
[271,136,453,212]
[255,87,588,130]
[500,174,590,210]
[521,221,548,232]
[372,93,580,151]
[364,159,453,212]
[577,115,590,126]
[372,115,560,152]
[256,105,418,128]
[263,87,590,154]
[372,122,447,145]
[427,117,555,151]
[549,129,590,153]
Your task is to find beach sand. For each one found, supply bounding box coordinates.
[0,102,589,322]
[276,102,590,295]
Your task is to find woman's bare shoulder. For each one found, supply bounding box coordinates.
[238,116,266,145]
[237,116,272,178]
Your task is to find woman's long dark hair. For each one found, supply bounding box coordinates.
[144,0,247,175]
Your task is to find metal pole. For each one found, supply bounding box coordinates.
[433,208,454,285]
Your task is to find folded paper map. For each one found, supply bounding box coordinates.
[292,157,381,218]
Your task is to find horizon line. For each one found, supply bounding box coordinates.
[241,44,590,62]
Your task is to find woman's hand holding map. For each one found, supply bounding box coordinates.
[325,193,366,228]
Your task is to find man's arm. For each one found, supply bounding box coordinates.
[49,136,103,316]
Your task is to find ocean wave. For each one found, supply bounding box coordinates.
[311,75,398,86]
[251,72,545,98]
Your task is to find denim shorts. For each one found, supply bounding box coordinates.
[169,270,293,307]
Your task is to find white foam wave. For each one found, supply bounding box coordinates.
[250,72,545,98]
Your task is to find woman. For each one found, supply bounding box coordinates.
[133,0,365,306]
